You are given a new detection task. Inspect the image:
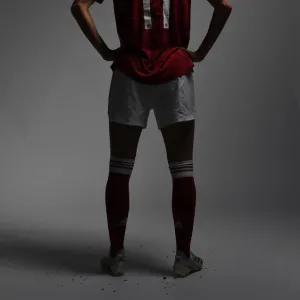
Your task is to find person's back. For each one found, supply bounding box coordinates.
[110,0,194,84]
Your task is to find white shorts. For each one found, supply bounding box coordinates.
[107,69,196,129]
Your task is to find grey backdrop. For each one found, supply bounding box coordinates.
[0,0,299,299]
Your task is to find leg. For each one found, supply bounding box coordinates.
[160,119,195,163]
[155,71,196,257]
[109,121,143,159]
[161,120,203,278]
[101,70,148,276]
[105,121,143,257]
[160,120,195,256]
[106,69,147,256]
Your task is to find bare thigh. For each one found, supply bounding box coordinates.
[109,121,143,159]
[160,120,195,163]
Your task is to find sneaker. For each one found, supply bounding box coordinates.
[173,250,203,278]
[100,248,126,276]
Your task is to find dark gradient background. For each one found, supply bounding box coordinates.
[0,0,299,299]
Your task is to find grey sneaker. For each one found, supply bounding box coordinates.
[100,248,126,276]
[173,250,203,278]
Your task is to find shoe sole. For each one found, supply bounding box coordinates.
[173,258,203,278]
[100,259,125,277]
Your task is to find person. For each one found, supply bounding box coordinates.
[71,0,232,278]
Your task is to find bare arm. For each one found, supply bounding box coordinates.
[70,0,116,61]
[196,0,232,60]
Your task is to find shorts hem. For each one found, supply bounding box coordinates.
[158,115,196,129]
[108,117,147,129]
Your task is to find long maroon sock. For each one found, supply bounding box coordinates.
[169,160,196,258]
[105,156,134,257]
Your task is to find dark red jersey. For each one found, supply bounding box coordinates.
[107,0,194,84]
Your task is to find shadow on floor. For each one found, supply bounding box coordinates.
[0,229,173,277]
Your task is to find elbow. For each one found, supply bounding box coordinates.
[70,3,78,14]
[213,1,232,14]
[71,0,94,12]
[71,2,82,16]
[70,1,84,12]
[221,1,232,10]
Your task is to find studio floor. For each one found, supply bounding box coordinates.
[0,211,299,300]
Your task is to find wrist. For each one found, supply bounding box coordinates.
[196,49,206,60]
